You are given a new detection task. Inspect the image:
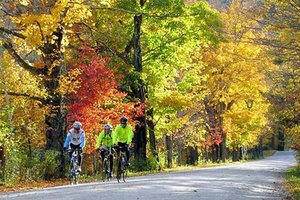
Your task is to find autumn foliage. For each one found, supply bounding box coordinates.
[66,46,145,153]
[0,0,298,187]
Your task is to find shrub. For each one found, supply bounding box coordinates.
[130,156,159,172]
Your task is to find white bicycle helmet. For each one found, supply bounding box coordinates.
[104,124,112,130]
[73,121,82,129]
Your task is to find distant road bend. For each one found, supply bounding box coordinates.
[0,151,297,200]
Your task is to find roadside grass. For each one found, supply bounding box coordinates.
[0,149,277,193]
[285,166,300,200]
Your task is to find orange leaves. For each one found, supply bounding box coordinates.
[33,61,45,69]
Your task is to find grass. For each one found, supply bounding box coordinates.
[0,149,278,193]
[285,166,300,200]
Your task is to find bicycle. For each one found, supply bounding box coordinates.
[68,148,80,185]
[101,147,113,182]
[116,146,129,183]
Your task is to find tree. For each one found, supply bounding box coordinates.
[188,0,275,162]
[256,0,300,151]
[88,0,222,160]
[0,0,92,175]
[66,46,145,154]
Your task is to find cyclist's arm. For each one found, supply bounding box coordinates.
[113,126,119,145]
[127,126,133,144]
[63,132,71,148]
[96,131,104,149]
[80,131,85,148]
[111,131,116,146]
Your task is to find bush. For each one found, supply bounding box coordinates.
[19,149,60,181]
[130,156,159,172]
[41,150,60,180]
[4,145,19,185]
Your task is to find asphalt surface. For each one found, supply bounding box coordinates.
[0,151,297,200]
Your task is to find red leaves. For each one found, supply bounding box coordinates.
[67,46,145,153]
[202,126,225,150]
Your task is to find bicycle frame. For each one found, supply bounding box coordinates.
[101,149,113,181]
[116,146,128,183]
[69,148,80,185]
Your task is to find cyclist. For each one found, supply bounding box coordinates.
[113,116,133,166]
[63,121,85,172]
[96,123,115,177]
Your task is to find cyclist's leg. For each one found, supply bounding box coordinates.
[109,154,113,172]
[78,147,82,168]
[117,142,122,157]
[71,143,82,171]
[68,145,75,170]
[125,147,130,164]
[100,150,105,162]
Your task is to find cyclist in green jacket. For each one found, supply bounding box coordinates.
[113,116,133,166]
[96,124,114,177]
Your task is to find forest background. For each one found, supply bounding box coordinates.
[0,0,298,189]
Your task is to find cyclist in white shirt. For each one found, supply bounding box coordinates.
[63,121,85,172]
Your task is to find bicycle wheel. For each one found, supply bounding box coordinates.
[70,174,74,185]
[106,158,111,181]
[116,157,122,183]
[75,172,79,185]
[69,160,74,185]
[121,157,127,182]
[123,166,128,182]
[102,158,108,181]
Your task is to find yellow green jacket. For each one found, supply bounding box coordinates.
[113,124,133,144]
[96,130,115,148]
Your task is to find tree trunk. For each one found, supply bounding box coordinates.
[147,109,158,161]
[239,146,247,160]
[1,22,68,178]
[187,146,199,165]
[232,147,240,162]
[42,27,67,177]
[132,10,147,160]
[166,134,173,168]
[212,144,218,162]
[177,139,183,166]
[278,131,284,151]
[219,102,226,162]
[204,144,209,161]
[0,147,4,181]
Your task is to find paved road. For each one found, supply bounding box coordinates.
[0,151,297,200]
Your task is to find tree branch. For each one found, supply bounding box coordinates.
[0,91,46,104]
[35,20,45,42]
[0,27,26,39]
[2,41,43,75]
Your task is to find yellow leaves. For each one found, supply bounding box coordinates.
[2,51,47,100]
[10,0,92,51]
[58,68,82,95]
[0,53,47,149]
[158,92,192,110]
[189,1,276,150]
[19,0,29,6]
[52,0,91,26]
